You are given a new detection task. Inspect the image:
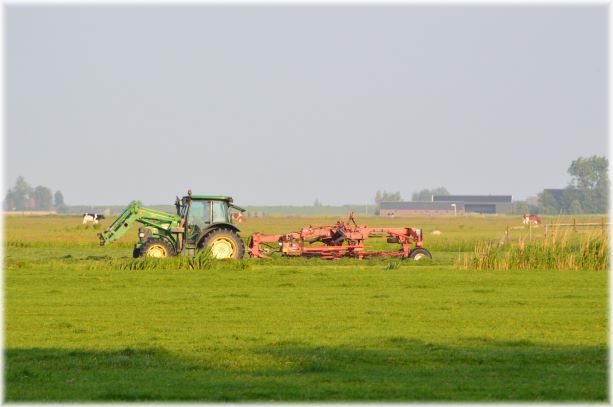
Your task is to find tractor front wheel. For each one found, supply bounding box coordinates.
[200,229,245,259]
[140,238,175,258]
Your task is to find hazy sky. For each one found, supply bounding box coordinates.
[5,5,607,206]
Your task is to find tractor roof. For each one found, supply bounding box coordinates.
[186,195,233,201]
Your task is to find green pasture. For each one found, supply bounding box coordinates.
[3,214,609,401]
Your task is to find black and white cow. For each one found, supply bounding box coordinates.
[83,213,105,224]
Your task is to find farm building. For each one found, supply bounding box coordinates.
[380,195,512,216]
[433,195,512,214]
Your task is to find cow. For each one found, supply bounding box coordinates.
[231,212,245,223]
[83,213,105,225]
[523,213,541,226]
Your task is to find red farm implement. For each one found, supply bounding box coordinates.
[248,212,432,260]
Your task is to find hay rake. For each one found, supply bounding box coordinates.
[248,212,431,260]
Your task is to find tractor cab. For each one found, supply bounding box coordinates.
[174,190,246,256]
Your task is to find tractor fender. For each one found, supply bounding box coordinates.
[196,223,241,246]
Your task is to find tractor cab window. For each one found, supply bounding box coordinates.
[187,200,211,241]
[212,201,229,223]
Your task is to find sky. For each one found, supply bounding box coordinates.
[5,5,608,206]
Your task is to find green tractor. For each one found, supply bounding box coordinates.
[98,191,246,259]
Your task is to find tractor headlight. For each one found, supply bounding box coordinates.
[139,232,145,238]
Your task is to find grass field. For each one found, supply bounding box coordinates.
[3,214,609,401]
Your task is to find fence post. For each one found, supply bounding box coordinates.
[573,218,576,231]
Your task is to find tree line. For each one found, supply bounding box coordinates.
[4,176,67,212]
[5,156,608,215]
[536,155,608,215]
[374,187,450,206]
[373,155,608,215]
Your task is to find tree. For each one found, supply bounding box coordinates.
[12,176,32,210]
[537,156,609,214]
[33,186,53,210]
[3,189,16,210]
[313,199,322,207]
[568,155,608,190]
[569,200,583,214]
[537,190,561,214]
[567,156,608,213]
[374,191,402,206]
[511,201,529,215]
[412,187,449,201]
[53,190,68,213]
[560,186,581,214]
[54,191,65,207]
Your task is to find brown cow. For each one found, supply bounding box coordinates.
[231,212,245,223]
[523,213,541,225]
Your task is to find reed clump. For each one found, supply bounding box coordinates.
[462,230,608,271]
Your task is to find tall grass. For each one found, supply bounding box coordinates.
[462,230,608,271]
[112,255,251,271]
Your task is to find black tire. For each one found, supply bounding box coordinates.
[132,247,141,258]
[409,248,432,261]
[200,228,245,259]
[139,238,175,258]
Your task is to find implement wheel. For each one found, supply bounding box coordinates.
[409,248,432,261]
[201,229,245,259]
[140,238,175,258]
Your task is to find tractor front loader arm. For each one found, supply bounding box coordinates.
[98,201,141,245]
[98,201,180,246]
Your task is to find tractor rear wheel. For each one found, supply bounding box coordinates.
[200,229,245,259]
[140,238,175,258]
[409,248,432,261]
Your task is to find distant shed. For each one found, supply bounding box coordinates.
[379,195,513,216]
[433,195,512,214]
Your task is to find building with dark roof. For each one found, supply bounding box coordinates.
[433,195,512,214]
[379,195,513,216]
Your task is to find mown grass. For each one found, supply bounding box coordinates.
[3,214,609,401]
